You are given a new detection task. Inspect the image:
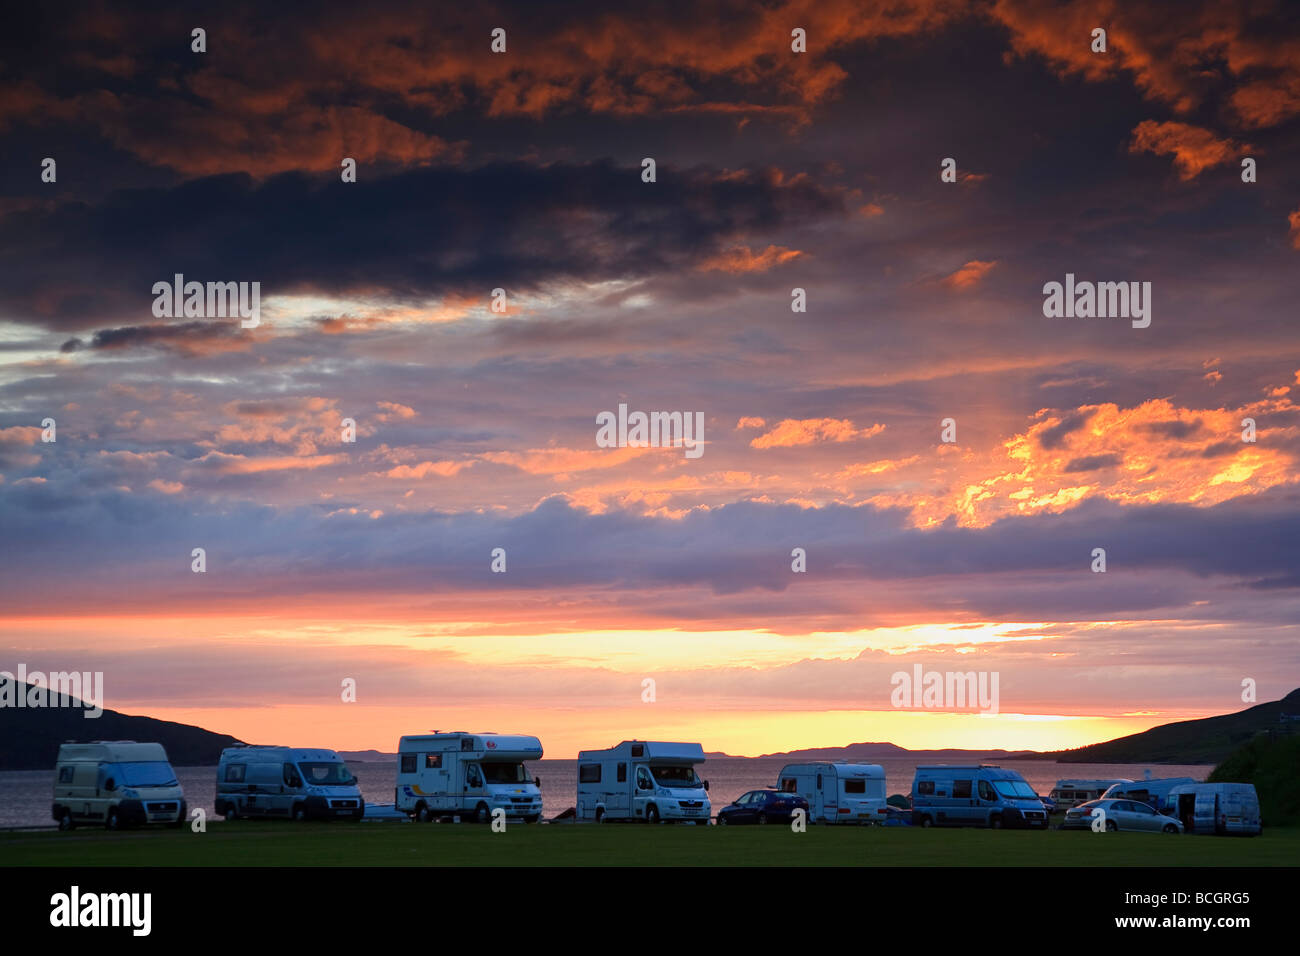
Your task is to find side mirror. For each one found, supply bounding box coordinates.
[703,780,709,791]
[534,777,541,788]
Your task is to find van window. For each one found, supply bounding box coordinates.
[631,745,645,758]
[780,778,797,792]
[844,779,866,794]
[636,767,654,791]
[617,763,627,783]
[579,763,601,784]
[918,780,935,796]
[816,774,823,788]
[466,764,483,788]
[58,766,74,783]
[400,755,416,774]
[979,780,996,801]
[953,780,972,799]
[461,738,475,752]
[283,764,303,788]
[425,754,442,769]
[225,764,246,783]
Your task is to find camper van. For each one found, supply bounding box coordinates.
[777,763,888,824]
[1100,777,1197,814]
[1047,778,1132,810]
[396,732,543,823]
[52,741,186,830]
[911,765,1049,829]
[216,746,364,821]
[1167,783,1262,836]
[576,740,711,824]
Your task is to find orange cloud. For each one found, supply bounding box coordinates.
[1129,120,1246,179]
[1289,207,1300,249]
[942,259,998,289]
[697,244,803,273]
[384,460,471,479]
[751,419,885,449]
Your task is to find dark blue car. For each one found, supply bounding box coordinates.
[716,789,809,825]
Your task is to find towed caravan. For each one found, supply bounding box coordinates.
[778,763,888,824]
[396,732,543,823]
[52,741,186,830]
[216,746,364,821]
[576,740,710,824]
[1046,778,1132,810]
[1167,782,1262,836]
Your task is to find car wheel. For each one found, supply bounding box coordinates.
[1163,824,1179,834]
[105,808,120,831]
[58,811,75,831]
[475,802,490,824]
[525,814,540,824]
[718,814,728,825]
[757,812,768,825]
[1106,820,1118,832]
[646,805,661,825]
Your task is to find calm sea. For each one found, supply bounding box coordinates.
[0,758,1213,828]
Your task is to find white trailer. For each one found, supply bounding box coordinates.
[777,763,888,824]
[396,732,543,823]
[576,740,710,824]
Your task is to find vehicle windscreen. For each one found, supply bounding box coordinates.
[297,762,354,786]
[481,762,531,784]
[993,779,1038,799]
[117,762,178,787]
[650,765,701,788]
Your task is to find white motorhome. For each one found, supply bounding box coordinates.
[52,741,186,830]
[778,763,888,824]
[1167,782,1262,836]
[576,740,710,824]
[216,746,364,821]
[396,732,543,823]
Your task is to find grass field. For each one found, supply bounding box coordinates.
[1,822,1295,866]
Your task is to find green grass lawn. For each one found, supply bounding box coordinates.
[1,821,1295,866]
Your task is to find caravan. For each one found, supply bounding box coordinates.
[911,765,1049,829]
[216,746,364,821]
[1100,777,1197,814]
[777,763,888,824]
[396,732,543,823]
[52,741,186,830]
[576,740,711,824]
[1167,783,1262,836]
[1047,778,1132,810]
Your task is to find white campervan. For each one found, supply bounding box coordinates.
[52,741,186,830]
[396,732,543,823]
[778,762,888,824]
[1167,782,1262,836]
[216,746,364,821]
[576,740,711,824]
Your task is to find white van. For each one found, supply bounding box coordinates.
[576,740,710,824]
[216,746,364,821]
[778,762,888,824]
[52,741,186,830]
[396,732,543,823]
[1167,782,1262,836]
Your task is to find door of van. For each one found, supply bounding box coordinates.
[633,765,655,819]
[283,763,304,815]
[976,779,1000,825]
[610,762,630,815]
[464,762,486,812]
[951,778,977,825]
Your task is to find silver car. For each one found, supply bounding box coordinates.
[1062,798,1183,833]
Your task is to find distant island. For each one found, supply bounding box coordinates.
[2,678,1294,771]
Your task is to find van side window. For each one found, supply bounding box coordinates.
[630,745,644,758]
[400,755,416,774]
[617,763,627,783]
[636,767,653,791]
[844,779,866,794]
[978,780,996,800]
[781,778,796,792]
[425,754,442,769]
[461,738,474,751]
[953,780,972,798]
[58,766,74,783]
[579,763,601,783]
[816,774,823,788]
[466,765,483,788]
[225,764,246,783]
[918,780,935,796]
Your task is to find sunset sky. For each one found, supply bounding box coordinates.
[1,0,1297,758]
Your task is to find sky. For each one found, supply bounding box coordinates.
[1,0,1297,759]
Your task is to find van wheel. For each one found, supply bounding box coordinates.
[1163,824,1179,834]
[224,804,238,821]
[474,803,490,824]
[58,811,75,831]
[105,809,120,831]
[646,805,661,825]
[594,807,605,824]
[990,815,1003,830]
[920,815,933,828]
[291,804,307,822]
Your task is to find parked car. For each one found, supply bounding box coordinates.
[1061,798,1183,833]
[717,789,808,825]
